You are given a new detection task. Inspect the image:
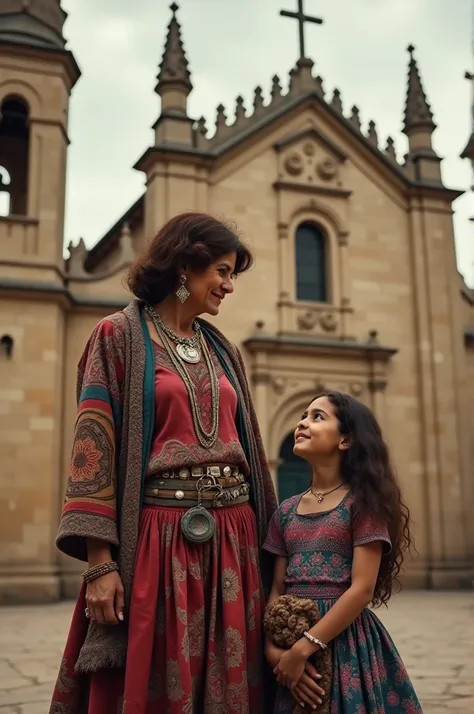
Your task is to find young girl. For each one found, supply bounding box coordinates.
[264,391,423,713]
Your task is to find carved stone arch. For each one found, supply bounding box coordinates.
[289,200,349,242]
[0,93,31,216]
[0,81,42,119]
[0,165,11,216]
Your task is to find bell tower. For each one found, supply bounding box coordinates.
[0,2,80,603]
[0,0,80,280]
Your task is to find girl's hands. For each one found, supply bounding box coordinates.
[273,645,307,690]
[292,661,326,709]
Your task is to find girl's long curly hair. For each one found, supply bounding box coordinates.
[316,391,413,607]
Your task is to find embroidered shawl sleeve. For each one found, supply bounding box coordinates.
[56,317,125,562]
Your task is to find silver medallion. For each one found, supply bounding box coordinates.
[176,343,200,364]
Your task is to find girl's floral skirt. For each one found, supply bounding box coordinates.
[274,596,423,714]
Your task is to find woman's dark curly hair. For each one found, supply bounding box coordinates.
[316,391,413,607]
[127,212,253,305]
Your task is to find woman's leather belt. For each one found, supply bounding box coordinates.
[152,464,242,481]
[143,470,250,509]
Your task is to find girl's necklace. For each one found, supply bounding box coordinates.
[310,482,344,504]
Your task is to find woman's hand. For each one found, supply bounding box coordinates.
[85,570,124,625]
[273,644,308,690]
[292,661,326,709]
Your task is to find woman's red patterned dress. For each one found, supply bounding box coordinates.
[51,340,265,714]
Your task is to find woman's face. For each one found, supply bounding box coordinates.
[293,395,349,460]
[185,252,237,316]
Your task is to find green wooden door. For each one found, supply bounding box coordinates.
[277,433,310,503]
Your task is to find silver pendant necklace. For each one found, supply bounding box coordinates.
[146,305,201,364]
[310,483,344,504]
[145,305,220,449]
[176,343,200,364]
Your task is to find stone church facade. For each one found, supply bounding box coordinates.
[0,1,473,603]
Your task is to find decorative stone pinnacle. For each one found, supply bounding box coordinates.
[331,88,343,113]
[403,44,435,134]
[235,96,246,123]
[271,75,283,102]
[254,86,265,111]
[367,120,378,145]
[215,104,227,130]
[385,136,397,161]
[349,105,361,129]
[196,116,207,134]
[156,2,192,96]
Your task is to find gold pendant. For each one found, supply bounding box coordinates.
[316,493,324,503]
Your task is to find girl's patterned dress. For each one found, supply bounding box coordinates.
[263,492,423,714]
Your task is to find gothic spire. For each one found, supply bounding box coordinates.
[156,3,192,98]
[403,45,436,135]
[401,45,442,184]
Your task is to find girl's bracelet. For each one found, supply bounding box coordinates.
[303,631,328,650]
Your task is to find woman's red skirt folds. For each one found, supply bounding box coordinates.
[51,503,265,714]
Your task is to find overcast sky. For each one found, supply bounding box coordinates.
[61,0,474,285]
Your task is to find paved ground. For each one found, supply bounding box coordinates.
[0,591,472,713]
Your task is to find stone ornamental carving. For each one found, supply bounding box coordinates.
[272,377,287,395]
[284,152,304,176]
[297,310,319,330]
[350,383,364,397]
[320,312,338,332]
[303,141,315,156]
[316,158,337,181]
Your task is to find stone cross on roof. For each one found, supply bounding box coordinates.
[280,0,323,60]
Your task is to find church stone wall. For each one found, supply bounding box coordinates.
[0,297,65,603]
[206,116,429,582]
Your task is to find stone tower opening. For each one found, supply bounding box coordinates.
[0,96,30,216]
[0,166,11,216]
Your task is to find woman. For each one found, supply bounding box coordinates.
[50,213,277,714]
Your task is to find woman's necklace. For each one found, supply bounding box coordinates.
[310,482,344,504]
[146,306,220,449]
[146,305,201,364]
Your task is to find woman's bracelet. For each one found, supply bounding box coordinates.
[303,631,328,650]
[82,561,119,583]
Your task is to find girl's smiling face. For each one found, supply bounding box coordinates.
[293,395,350,460]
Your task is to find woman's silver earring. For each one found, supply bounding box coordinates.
[176,275,190,304]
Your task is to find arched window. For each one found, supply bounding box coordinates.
[0,166,11,217]
[277,432,310,503]
[295,222,327,302]
[0,96,30,216]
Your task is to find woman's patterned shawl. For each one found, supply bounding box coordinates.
[57,298,277,673]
